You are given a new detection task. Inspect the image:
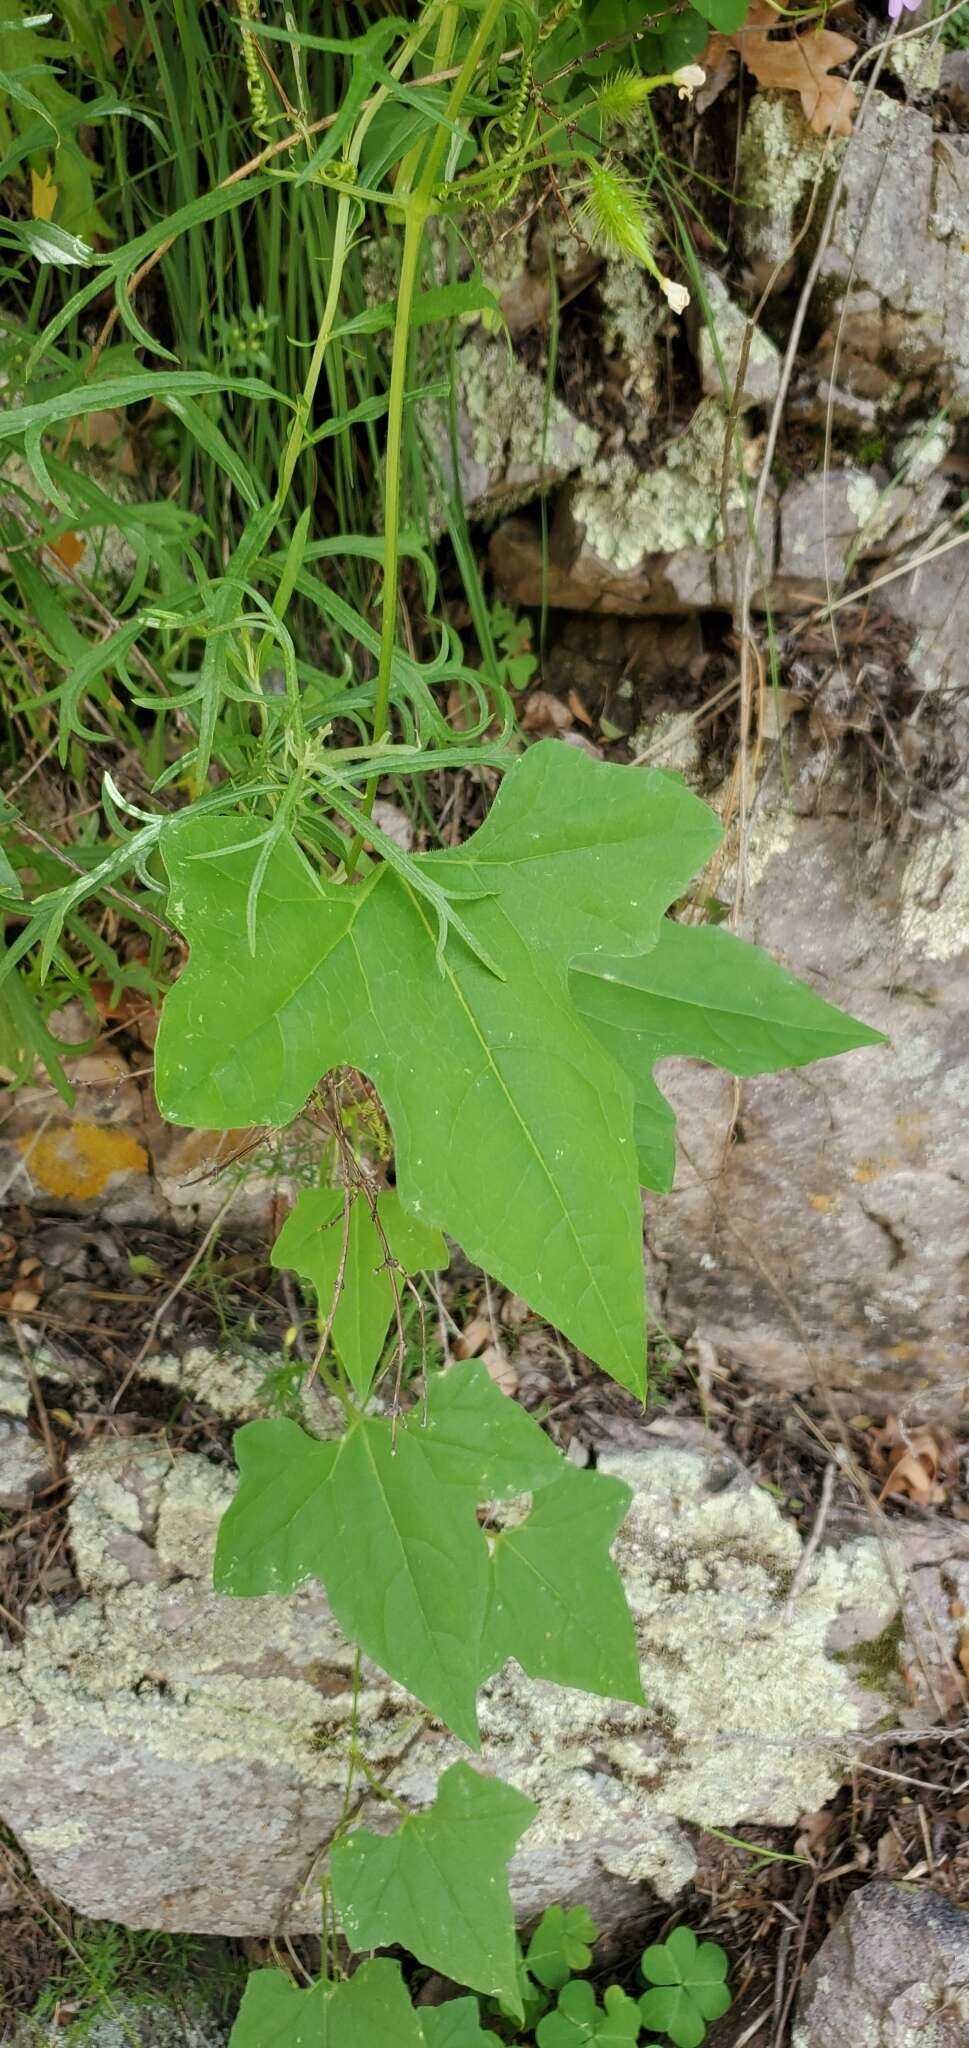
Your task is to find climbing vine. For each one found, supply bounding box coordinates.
[0,3,882,2039]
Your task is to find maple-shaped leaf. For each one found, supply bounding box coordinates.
[481,1464,643,1702]
[228,1959,423,2048]
[572,917,884,1192]
[272,1186,446,1399]
[156,743,721,1393]
[214,1361,642,1744]
[703,1,856,134]
[331,1763,534,2015]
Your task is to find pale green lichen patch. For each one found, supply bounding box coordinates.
[738,94,831,269]
[599,258,663,405]
[0,1438,905,1929]
[572,399,740,572]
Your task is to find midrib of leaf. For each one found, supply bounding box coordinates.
[493,1527,599,1647]
[356,1420,475,1683]
[397,879,627,1361]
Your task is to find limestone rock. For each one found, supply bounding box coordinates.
[794,1882,969,2046]
[0,1418,49,1510]
[883,542,969,696]
[599,258,663,425]
[649,795,969,1416]
[737,95,831,283]
[424,334,598,523]
[815,95,969,416]
[690,267,781,410]
[772,469,928,609]
[490,402,776,616]
[0,1438,901,1936]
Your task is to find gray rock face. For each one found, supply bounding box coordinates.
[691,266,782,410]
[0,1418,50,1510]
[0,1433,900,1936]
[794,1882,969,2046]
[883,541,969,697]
[649,790,969,1416]
[489,401,777,617]
[773,469,937,610]
[816,96,969,416]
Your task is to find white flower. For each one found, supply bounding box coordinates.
[673,64,706,99]
[660,276,691,316]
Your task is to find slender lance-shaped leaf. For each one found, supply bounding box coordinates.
[572,916,885,1191]
[331,1764,535,2015]
[271,1187,446,1400]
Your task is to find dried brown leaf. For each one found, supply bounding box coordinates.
[703,1,856,135]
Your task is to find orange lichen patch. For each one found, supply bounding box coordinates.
[809,1194,836,1213]
[19,1120,148,1200]
[159,1127,253,1178]
[851,1157,900,1184]
[48,529,85,571]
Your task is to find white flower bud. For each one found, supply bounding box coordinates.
[673,64,706,99]
[660,277,691,316]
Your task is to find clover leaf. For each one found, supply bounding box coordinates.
[527,1904,600,1990]
[638,1928,731,2048]
[536,1977,600,2047]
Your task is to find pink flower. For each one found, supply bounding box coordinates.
[888,0,921,17]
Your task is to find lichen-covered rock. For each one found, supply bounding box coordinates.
[424,334,599,524]
[0,1436,902,1936]
[690,266,781,410]
[649,788,969,1416]
[738,94,831,281]
[599,258,663,425]
[772,469,929,608]
[794,1881,969,2046]
[490,402,777,615]
[9,1993,230,2048]
[883,541,969,697]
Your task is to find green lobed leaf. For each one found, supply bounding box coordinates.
[156,744,723,1392]
[481,1466,645,1705]
[527,1905,599,1990]
[572,918,884,1192]
[272,1186,446,1400]
[214,1362,641,1743]
[227,1960,423,2048]
[331,1763,535,2016]
[420,1998,502,2047]
[639,1930,731,2046]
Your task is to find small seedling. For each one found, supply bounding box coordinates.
[638,1928,732,2048]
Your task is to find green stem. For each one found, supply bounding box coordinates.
[274,4,451,524]
[347,0,506,874]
